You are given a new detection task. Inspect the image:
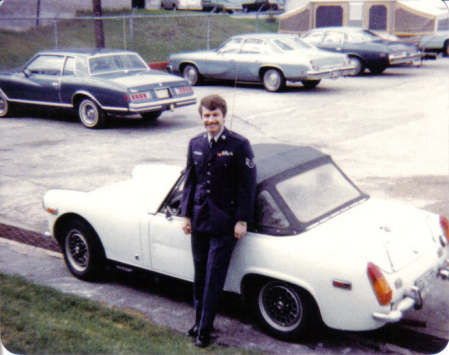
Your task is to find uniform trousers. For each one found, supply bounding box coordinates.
[191,231,237,333]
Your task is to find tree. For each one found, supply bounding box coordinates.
[92,0,105,48]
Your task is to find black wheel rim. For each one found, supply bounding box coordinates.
[65,230,89,272]
[259,281,303,331]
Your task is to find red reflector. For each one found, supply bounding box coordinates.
[332,280,352,290]
[367,262,392,306]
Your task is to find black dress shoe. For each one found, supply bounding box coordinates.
[186,324,198,338]
[194,332,211,348]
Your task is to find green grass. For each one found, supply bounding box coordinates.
[0,273,263,354]
[0,9,279,69]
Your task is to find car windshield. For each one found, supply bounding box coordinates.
[88,53,148,74]
[349,30,381,43]
[276,163,362,223]
[272,37,314,51]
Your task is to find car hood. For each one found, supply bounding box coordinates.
[94,70,187,90]
[89,164,182,214]
[310,198,437,273]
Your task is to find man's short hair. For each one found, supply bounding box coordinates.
[199,94,227,116]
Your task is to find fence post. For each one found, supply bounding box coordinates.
[130,8,135,51]
[207,15,211,50]
[54,20,58,48]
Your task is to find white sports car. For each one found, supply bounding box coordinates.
[43,144,449,340]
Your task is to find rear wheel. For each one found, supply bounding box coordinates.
[60,219,105,281]
[443,40,449,57]
[301,80,321,89]
[349,56,365,76]
[262,68,285,92]
[182,64,202,86]
[369,65,387,75]
[141,111,162,121]
[253,279,321,340]
[78,98,107,129]
[0,89,11,117]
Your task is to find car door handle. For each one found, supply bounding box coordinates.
[52,82,59,87]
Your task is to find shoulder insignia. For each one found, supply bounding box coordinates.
[246,157,256,169]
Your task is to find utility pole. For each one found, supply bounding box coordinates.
[92,0,105,48]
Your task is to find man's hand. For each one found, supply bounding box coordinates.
[182,217,192,235]
[234,221,247,239]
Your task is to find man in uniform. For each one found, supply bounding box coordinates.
[181,94,257,348]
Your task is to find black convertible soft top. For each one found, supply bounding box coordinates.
[252,144,328,184]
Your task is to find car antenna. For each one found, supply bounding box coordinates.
[229,59,239,130]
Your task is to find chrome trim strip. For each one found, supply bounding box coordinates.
[8,98,72,108]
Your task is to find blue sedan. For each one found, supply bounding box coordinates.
[0,48,196,128]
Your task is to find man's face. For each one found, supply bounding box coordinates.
[201,106,226,138]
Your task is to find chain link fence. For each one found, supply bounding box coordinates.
[0,12,277,68]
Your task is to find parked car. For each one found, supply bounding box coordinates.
[419,31,449,57]
[43,143,449,340]
[168,33,356,92]
[0,48,196,128]
[161,0,202,10]
[201,0,242,12]
[302,27,422,75]
[241,0,284,12]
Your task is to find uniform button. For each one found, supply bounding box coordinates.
[206,190,211,193]
[207,180,210,184]
[208,163,211,166]
[207,172,211,175]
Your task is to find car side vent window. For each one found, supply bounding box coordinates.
[255,190,290,229]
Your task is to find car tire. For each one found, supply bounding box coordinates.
[78,98,107,129]
[61,219,106,281]
[369,66,387,75]
[349,56,365,76]
[0,89,11,118]
[182,64,202,86]
[141,111,162,121]
[254,279,320,340]
[301,80,321,89]
[443,40,449,58]
[262,68,285,92]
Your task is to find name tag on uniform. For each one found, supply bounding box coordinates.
[194,151,203,156]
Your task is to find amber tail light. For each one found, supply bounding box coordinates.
[367,262,393,306]
[440,215,449,239]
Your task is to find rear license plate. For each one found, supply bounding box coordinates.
[415,270,434,296]
[155,88,169,99]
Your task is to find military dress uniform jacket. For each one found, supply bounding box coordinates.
[181,127,257,236]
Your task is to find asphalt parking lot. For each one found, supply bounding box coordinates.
[1,58,448,354]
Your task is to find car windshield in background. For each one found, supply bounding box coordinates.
[272,37,314,51]
[89,54,148,75]
[276,163,362,223]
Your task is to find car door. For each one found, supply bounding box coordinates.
[19,54,65,103]
[233,38,271,82]
[147,177,195,281]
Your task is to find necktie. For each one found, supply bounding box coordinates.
[210,139,215,149]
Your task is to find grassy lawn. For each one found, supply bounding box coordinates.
[0,9,279,69]
[0,273,263,354]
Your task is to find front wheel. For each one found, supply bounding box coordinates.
[255,280,320,340]
[182,64,202,86]
[262,69,285,92]
[301,80,321,89]
[61,219,106,281]
[78,98,107,129]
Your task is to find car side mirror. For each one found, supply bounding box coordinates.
[23,69,31,77]
[166,206,173,220]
